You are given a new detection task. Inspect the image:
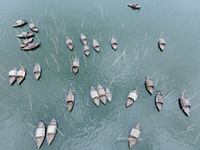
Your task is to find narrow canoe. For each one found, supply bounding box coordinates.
[13,20,26,27]
[33,63,41,80]
[66,37,73,50]
[145,77,154,95]
[16,32,33,38]
[72,58,79,74]
[29,23,39,32]
[80,33,87,45]
[126,89,138,108]
[158,38,165,51]
[129,123,141,149]
[93,39,100,52]
[35,122,45,148]
[22,42,40,50]
[90,87,100,107]
[17,67,26,84]
[83,45,90,56]
[179,93,190,116]
[128,3,141,9]
[106,87,112,102]
[111,36,117,50]
[8,67,18,85]
[20,37,34,48]
[97,85,106,104]
[155,91,163,111]
[66,89,75,112]
[47,118,57,145]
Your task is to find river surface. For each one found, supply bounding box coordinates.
[0,0,200,149]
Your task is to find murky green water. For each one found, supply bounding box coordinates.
[0,0,200,149]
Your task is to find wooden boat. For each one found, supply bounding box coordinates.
[129,123,141,149]
[158,38,165,51]
[111,36,117,50]
[80,33,87,45]
[47,118,57,145]
[17,67,26,84]
[145,77,154,95]
[8,67,18,85]
[66,37,73,50]
[126,89,138,108]
[66,89,75,112]
[35,121,45,148]
[33,63,41,80]
[97,85,106,104]
[16,32,33,38]
[21,42,40,50]
[93,39,100,52]
[72,58,79,74]
[29,23,39,32]
[90,87,100,107]
[106,87,112,102]
[128,3,141,9]
[83,45,90,56]
[155,91,163,111]
[20,37,34,48]
[13,19,26,27]
[179,93,190,116]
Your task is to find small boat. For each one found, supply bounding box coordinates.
[8,67,18,85]
[29,23,39,32]
[66,89,75,112]
[72,58,79,74]
[97,85,106,104]
[20,37,34,48]
[83,45,90,56]
[179,93,190,116]
[126,89,138,108]
[90,87,100,107]
[155,91,163,111]
[66,37,73,50]
[111,36,117,50]
[33,63,42,80]
[93,39,100,52]
[35,121,46,148]
[128,3,141,9]
[145,77,154,95]
[106,87,112,102]
[129,123,141,149]
[16,32,34,38]
[158,38,165,51]
[80,33,87,45]
[17,67,26,84]
[21,42,40,50]
[47,118,57,145]
[13,19,26,27]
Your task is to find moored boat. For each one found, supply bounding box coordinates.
[129,123,141,149]
[145,77,154,95]
[35,121,46,148]
[90,87,100,107]
[16,32,33,38]
[111,36,117,50]
[155,91,163,111]
[93,39,100,52]
[97,85,106,104]
[66,37,73,50]
[179,93,190,116]
[8,67,18,85]
[29,23,39,32]
[80,33,87,45]
[13,19,26,27]
[66,89,75,112]
[106,87,112,102]
[47,118,57,145]
[72,58,79,74]
[20,37,34,48]
[83,45,90,56]
[33,63,42,80]
[158,38,165,51]
[128,3,141,9]
[17,67,26,84]
[126,89,138,108]
[21,42,40,50]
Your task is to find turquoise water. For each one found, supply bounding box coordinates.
[0,0,200,149]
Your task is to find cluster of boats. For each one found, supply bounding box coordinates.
[35,118,57,148]
[13,19,40,50]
